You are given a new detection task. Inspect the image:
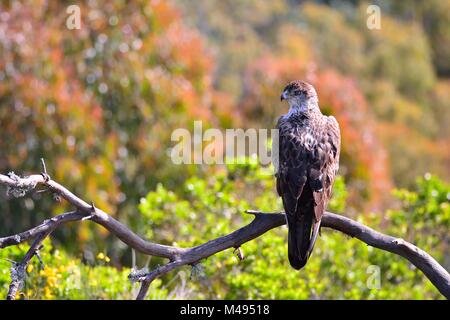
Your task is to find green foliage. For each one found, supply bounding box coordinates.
[0,239,136,300]
[387,174,449,257]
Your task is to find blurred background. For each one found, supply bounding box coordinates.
[0,0,448,299]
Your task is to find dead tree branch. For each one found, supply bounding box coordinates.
[0,168,449,300]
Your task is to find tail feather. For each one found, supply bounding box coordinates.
[286,206,314,270]
[285,186,320,270]
[308,219,321,254]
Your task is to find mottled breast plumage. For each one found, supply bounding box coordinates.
[276,112,340,203]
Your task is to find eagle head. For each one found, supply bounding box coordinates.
[280,80,317,102]
[280,80,319,113]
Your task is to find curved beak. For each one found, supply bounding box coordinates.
[280,91,287,101]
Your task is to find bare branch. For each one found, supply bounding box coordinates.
[0,211,84,248]
[6,227,53,300]
[136,261,185,300]
[0,173,185,260]
[0,172,449,300]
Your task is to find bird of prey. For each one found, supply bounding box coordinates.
[274,80,341,270]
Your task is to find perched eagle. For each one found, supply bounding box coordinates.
[274,80,341,270]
